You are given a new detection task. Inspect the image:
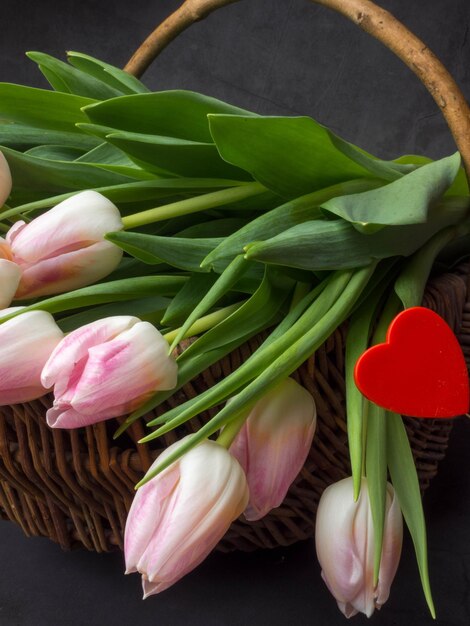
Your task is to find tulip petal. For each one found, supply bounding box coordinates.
[14,241,122,299]
[67,322,176,420]
[0,310,63,405]
[7,190,123,263]
[41,316,139,392]
[0,151,12,207]
[0,259,21,309]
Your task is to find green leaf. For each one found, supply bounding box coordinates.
[245,198,469,270]
[394,226,459,308]
[168,255,251,351]
[321,153,461,231]
[208,115,407,199]
[0,276,187,323]
[386,411,435,618]
[27,51,123,99]
[74,141,140,167]
[77,124,251,179]
[0,145,139,204]
[67,51,150,95]
[57,296,171,332]
[365,402,388,585]
[25,145,86,161]
[161,273,218,326]
[0,83,96,132]
[82,90,254,143]
[0,124,99,151]
[105,230,223,272]
[202,179,383,268]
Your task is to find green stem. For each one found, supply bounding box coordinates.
[216,410,248,448]
[121,182,266,229]
[163,302,242,344]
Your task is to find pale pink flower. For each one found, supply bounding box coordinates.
[42,316,177,429]
[229,377,316,520]
[6,190,123,299]
[315,476,403,618]
[125,438,249,597]
[0,237,21,309]
[0,151,12,207]
[0,308,64,405]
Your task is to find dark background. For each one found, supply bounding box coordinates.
[1,1,470,624]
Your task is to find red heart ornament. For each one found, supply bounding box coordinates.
[354,306,469,418]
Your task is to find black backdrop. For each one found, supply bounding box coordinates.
[1,1,470,625]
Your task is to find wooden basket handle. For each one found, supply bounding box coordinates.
[124,0,470,181]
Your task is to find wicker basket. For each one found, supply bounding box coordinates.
[1,0,470,553]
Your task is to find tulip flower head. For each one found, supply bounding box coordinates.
[0,238,21,309]
[42,316,178,429]
[6,190,123,299]
[0,151,12,207]
[125,438,249,597]
[0,308,64,405]
[229,377,316,521]
[315,476,403,618]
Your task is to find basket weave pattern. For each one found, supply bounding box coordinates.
[0,262,468,553]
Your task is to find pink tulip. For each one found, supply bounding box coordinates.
[6,190,123,299]
[0,308,64,405]
[125,438,249,597]
[315,476,403,618]
[42,316,178,429]
[0,151,12,207]
[229,377,316,521]
[0,237,21,309]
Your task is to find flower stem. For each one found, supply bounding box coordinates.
[216,410,248,448]
[121,182,266,229]
[163,302,242,344]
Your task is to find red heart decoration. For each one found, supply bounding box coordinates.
[354,306,469,418]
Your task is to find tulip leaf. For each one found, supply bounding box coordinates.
[245,198,469,270]
[105,230,224,272]
[0,83,96,132]
[208,115,411,199]
[25,145,87,161]
[57,296,171,332]
[0,124,99,151]
[82,90,254,144]
[394,225,459,309]
[201,179,383,268]
[0,145,139,204]
[1,276,187,324]
[74,141,141,167]
[321,153,461,231]
[168,255,252,351]
[77,122,252,180]
[66,51,150,95]
[365,401,388,585]
[161,273,218,326]
[26,51,123,100]
[386,411,435,618]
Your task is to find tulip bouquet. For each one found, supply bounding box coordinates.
[0,49,469,619]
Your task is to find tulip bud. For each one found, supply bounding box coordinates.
[6,190,123,299]
[125,437,249,597]
[42,316,178,429]
[0,151,12,207]
[0,237,21,309]
[229,377,316,521]
[0,308,64,405]
[315,476,403,618]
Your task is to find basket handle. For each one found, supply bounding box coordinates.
[124,0,470,181]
